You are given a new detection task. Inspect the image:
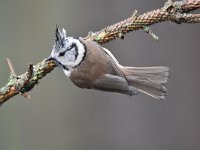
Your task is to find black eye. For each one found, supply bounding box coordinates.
[58,43,76,57]
[58,50,67,57]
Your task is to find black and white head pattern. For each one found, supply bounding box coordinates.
[50,27,86,71]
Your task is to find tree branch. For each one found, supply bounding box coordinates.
[0,0,199,105]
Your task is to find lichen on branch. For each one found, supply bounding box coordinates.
[0,0,200,105]
[84,0,200,44]
[0,60,56,105]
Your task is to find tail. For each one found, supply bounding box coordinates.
[122,66,169,100]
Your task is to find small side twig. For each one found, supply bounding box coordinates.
[23,64,33,87]
[6,58,16,77]
[6,58,32,100]
[142,26,159,41]
[19,64,33,100]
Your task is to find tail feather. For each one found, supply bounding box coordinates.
[122,66,169,100]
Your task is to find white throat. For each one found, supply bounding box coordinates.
[63,68,72,77]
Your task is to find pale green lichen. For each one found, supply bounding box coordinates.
[0,74,18,94]
[142,26,159,41]
[95,31,107,41]
[19,60,50,93]
[0,60,55,95]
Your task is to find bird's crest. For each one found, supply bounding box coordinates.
[54,25,67,50]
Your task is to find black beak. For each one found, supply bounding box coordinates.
[45,55,55,62]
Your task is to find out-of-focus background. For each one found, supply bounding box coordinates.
[0,0,199,150]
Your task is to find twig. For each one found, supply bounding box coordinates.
[84,0,200,43]
[5,58,32,100]
[6,58,16,76]
[22,64,33,88]
[0,0,199,106]
[19,64,33,100]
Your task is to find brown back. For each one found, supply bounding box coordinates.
[69,39,125,87]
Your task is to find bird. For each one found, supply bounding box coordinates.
[46,27,169,100]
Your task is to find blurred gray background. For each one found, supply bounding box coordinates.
[0,0,199,150]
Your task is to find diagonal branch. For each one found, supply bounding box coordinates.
[84,0,200,43]
[0,0,199,106]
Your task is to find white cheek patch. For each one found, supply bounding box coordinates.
[66,38,86,68]
[65,49,76,62]
[50,37,86,70]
